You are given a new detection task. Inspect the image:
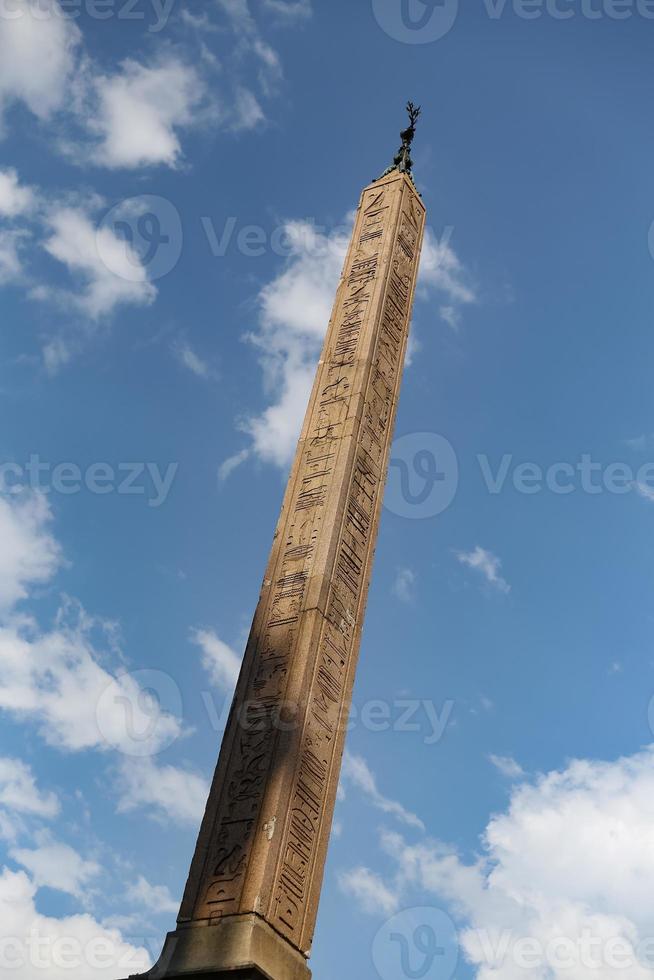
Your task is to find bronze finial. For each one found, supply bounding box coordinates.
[376,101,422,183]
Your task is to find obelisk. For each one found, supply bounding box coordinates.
[134,105,426,980]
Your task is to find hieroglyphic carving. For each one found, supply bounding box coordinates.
[271,180,425,948]
[177,173,425,954]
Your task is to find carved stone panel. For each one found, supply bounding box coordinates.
[177,172,426,959]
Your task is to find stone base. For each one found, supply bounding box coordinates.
[119,914,311,980]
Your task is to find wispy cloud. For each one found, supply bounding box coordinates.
[86,57,208,169]
[379,747,654,980]
[0,758,59,819]
[342,751,424,831]
[116,756,208,827]
[192,627,242,693]
[0,169,35,218]
[392,567,417,604]
[419,227,477,330]
[635,481,654,503]
[262,0,313,20]
[10,838,100,899]
[126,875,178,915]
[0,1,273,166]
[0,0,81,129]
[225,218,477,475]
[173,342,211,379]
[489,754,525,779]
[455,546,510,594]
[625,433,654,452]
[218,449,251,483]
[0,867,151,974]
[37,204,156,319]
[338,866,399,916]
[0,492,61,612]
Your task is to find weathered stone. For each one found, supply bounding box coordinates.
[125,915,310,980]
[125,166,426,980]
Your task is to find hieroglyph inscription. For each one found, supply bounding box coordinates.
[271,182,424,950]
[180,175,425,954]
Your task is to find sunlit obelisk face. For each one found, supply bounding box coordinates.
[130,113,426,980]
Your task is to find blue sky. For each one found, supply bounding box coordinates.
[2,1,654,978]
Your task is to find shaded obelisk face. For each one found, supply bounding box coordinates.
[139,169,426,980]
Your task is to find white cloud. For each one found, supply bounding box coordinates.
[382,746,654,980]
[488,754,524,780]
[0,495,183,758]
[392,567,416,603]
[191,628,241,692]
[10,839,100,899]
[232,87,265,130]
[0,493,61,612]
[257,220,349,342]
[173,343,210,379]
[215,0,257,33]
[0,169,35,217]
[40,206,156,318]
[0,758,58,819]
[0,867,150,978]
[230,218,476,473]
[625,434,654,452]
[212,0,282,101]
[126,875,178,915]
[420,228,476,305]
[0,601,182,755]
[42,336,74,375]
[116,757,208,827]
[0,229,27,284]
[0,0,290,169]
[262,0,312,19]
[419,228,477,329]
[440,304,461,331]
[342,751,424,831]
[252,38,282,84]
[218,448,251,483]
[635,482,654,503]
[242,219,349,468]
[456,546,510,594]
[0,0,80,128]
[0,9,214,169]
[88,58,206,169]
[0,810,24,842]
[338,866,398,917]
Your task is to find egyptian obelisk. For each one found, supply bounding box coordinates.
[132,105,426,980]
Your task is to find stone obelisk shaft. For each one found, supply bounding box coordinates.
[150,169,425,979]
